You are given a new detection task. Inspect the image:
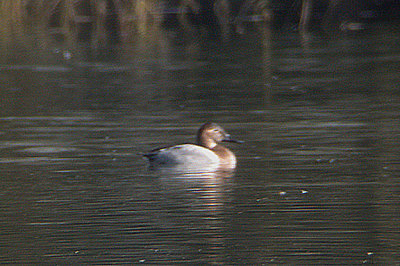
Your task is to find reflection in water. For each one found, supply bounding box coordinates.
[153,169,234,264]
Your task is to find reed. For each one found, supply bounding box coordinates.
[0,0,28,39]
[0,0,397,47]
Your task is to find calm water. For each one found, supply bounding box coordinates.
[1,23,400,264]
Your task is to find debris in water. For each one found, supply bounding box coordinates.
[63,51,72,60]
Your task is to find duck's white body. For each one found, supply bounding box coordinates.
[146,144,220,166]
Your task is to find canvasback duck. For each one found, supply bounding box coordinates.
[144,122,241,169]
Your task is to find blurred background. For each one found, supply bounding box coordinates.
[0,0,399,264]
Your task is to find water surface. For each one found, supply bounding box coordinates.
[1,23,399,264]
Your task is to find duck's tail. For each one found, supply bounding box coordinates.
[142,151,156,162]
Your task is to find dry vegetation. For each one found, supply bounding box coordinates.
[0,0,398,46]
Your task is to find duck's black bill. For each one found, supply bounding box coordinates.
[223,138,244,144]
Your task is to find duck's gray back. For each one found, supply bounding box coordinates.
[145,144,219,166]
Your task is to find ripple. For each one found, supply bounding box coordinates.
[21,147,78,153]
[0,157,76,164]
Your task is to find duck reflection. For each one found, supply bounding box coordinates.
[150,167,234,263]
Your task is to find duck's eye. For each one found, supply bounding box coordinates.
[212,128,219,132]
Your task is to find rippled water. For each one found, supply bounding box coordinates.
[1,23,400,264]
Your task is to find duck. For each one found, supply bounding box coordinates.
[144,122,241,169]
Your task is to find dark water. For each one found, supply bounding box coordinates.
[1,23,400,264]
